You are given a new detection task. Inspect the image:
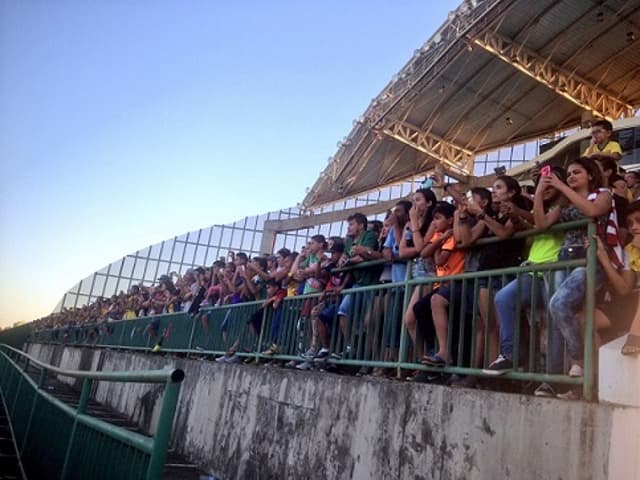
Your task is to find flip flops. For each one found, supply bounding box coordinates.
[421,354,447,367]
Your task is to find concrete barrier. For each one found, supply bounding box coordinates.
[599,334,640,408]
[26,343,640,480]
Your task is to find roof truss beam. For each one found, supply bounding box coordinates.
[382,120,474,175]
[472,30,635,121]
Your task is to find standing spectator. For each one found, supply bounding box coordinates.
[401,188,437,363]
[457,176,527,374]
[336,213,379,355]
[484,168,566,375]
[419,202,466,367]
[298,238,349,368]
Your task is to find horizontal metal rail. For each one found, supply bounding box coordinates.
[0,344,184,479]
[25,219,597,400]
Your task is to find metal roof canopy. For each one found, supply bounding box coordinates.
[304,0,640,208]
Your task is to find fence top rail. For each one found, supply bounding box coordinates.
[0,343,184,384]
[333,219,590,273]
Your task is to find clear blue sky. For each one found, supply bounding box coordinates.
[0,0,459,327]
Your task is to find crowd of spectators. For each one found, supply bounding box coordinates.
[31,119,640,399]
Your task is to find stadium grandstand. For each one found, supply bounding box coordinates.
[2,0,640,479]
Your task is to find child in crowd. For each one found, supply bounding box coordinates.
[582,119,622,163]
[418,202,466,367]
[622,201,640,355]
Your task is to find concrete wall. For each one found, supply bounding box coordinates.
[26,343,640,480]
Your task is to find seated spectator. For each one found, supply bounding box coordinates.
[534,157,617,396]
[622,201,640,355]
[582,119,622,163]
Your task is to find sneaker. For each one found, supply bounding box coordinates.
[482,355,513,376]
[356,366,371,377]
[315,348,329,360]
[151,344,161,353]
[568,364,583,377]
[224,354,241,364]
[534,383,556,397]
[295,361,313,371]
[301,347,317,360]
[215,355,228,364]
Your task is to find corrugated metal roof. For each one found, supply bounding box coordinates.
[304,0,640,207]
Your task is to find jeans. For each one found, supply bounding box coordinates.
[547,249,603,373]
[337,284,361,317]
[494,274,548,359]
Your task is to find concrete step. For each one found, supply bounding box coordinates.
[599,334,640,407]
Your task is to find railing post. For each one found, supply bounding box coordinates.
[255,308,268,362]
[60,378,93,480]
[146,370,184,480]
[397,261,413,378]
[187,313,198,350]
[583,221,597,401]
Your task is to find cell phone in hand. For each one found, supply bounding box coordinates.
[540,165,551,177]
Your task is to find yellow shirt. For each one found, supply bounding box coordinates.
[582,140,622,159]
[625,243,640,273]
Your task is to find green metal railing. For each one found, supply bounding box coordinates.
[27,220,598,399]
[0,344,184,479]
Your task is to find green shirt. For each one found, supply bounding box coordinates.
[344,230,379,286]
[302,253,323,295]
[527,232,563,264]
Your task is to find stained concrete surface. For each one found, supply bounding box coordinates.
[26,343,640,480]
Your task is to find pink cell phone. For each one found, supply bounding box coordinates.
[540,165,551,177]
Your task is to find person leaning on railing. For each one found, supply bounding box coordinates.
[483,166,566,376]
[296,239,350,369]
[336,213,379,356]
[400,188,438,367]
[450,175,529,388]
[417,202,466,369]
[536,156,622,399]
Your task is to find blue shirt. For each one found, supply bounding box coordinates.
[384,228,408,283]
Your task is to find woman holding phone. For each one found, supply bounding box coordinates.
[532,156,616,396]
